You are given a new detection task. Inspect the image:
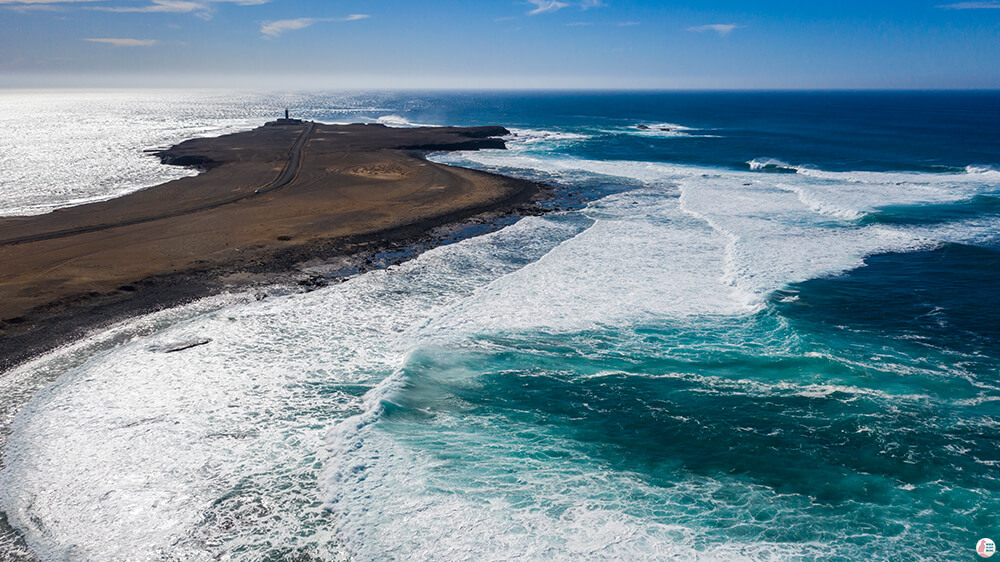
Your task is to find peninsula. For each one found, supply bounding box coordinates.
[0,120,544,370]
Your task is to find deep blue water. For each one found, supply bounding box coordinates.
[365,91,1000,559]
[316,91,1000,172]
[1,91,998,560]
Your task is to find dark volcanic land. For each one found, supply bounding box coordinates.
[0,121,547,371]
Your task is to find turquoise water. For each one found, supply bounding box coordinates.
[0,92,998,560]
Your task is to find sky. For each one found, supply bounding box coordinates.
[1,0,999,89]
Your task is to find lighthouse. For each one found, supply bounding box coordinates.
[269,108,303,126]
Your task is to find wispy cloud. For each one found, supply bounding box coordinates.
[617,21,639,26]
[96,0,204,13]
[526,0,568,15]
[92,0,269,19]
[261,17,318,37]
[687,23,743,36]
[84,37,157,47]
[0,0,99,11]
[261,14,369,38]
[938,1,1000,7]
[0,0,101,3]
[524,0,606,16]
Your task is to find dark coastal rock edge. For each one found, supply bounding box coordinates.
[154,124,511,168]
[0,171,551,375]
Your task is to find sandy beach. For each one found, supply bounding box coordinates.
[0,121,545,371]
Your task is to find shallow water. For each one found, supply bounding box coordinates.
[0,91,997,560]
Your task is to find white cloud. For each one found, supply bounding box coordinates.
[525,0,607,16]
[2,0,264,5]
[1,0,98,9]
[0,0,100,3]
[526,0,568,15]
[938,1,1000,7]
[261,17,316,37]
[91,0,269,19]
[84,37,157,46]
[687,23,743,36]
[96,0,205,13]
[261,14,369,38]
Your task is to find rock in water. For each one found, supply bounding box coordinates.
[153,338,212,353]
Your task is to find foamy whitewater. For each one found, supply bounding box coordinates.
[0,91,998,560]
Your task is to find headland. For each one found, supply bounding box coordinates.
[0,120,547,371]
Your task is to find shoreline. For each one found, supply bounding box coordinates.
[0,122,551,374]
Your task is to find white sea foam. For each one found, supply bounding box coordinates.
[745,158,999,197]
[608,122,721,139]
[319,349,930,560]
[748,158,797,172]
[793,166,999,191]
[641,122,694,132]
[678,177,937,309]
[505,128,591,146]
[0,213,586,560]
[324,410,830,560]
[375,114,437,127]
[629,122,693,136]
[432,150,695,187]
[2,126,998,560]
[771,181,868,219]
[965,164,999,175]
[785,166,996,220]
[436,152,996,314]
[425,190,745,334]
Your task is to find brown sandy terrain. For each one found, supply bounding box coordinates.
[0,121,545,370]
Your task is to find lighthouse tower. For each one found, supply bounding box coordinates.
[269,108,303,126]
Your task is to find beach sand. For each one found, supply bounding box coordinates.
[0,121,546,371]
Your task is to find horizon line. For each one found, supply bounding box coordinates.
[2,85,999,93]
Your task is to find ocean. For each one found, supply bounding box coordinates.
[0,90,997,560]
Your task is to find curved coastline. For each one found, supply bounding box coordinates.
[0,121,549,373]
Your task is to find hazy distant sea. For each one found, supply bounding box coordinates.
[0,90,998,560]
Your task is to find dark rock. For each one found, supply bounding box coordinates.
[153,338,211,353]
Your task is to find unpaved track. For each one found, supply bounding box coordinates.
[0,123,315,247]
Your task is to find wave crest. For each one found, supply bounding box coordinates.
[748,158,798,173]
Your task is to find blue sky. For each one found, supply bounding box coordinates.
[1,0,998,89]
